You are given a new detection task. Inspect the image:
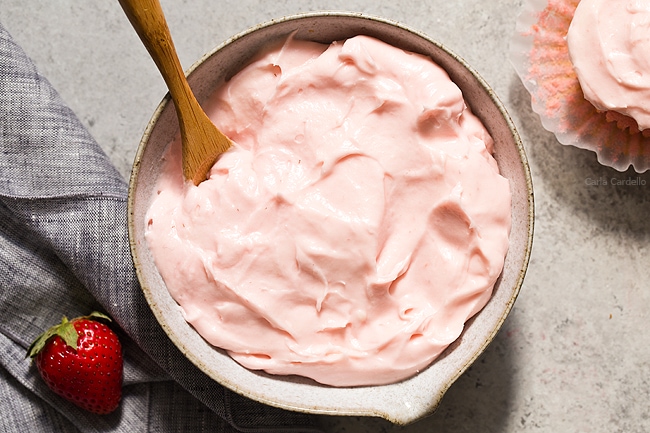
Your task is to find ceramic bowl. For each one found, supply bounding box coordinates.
[128,11,534,425]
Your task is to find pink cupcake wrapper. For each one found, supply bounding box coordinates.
[510,0,650,173]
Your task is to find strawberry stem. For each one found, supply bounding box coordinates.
[26,311,112,358]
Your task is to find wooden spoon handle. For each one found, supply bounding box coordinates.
[118,0,232,184]
[118,0,193,116]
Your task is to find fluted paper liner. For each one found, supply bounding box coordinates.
[510,0,650,172]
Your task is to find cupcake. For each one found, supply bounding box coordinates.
[567,0,650,133]
[511,0,650,172]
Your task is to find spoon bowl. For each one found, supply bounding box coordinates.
[118,0,231,185]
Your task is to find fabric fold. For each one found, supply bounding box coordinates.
[0,21,322,433]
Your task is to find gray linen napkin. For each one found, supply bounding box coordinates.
[0,22,323,433]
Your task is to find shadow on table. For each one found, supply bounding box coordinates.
[507,74,650,239]
[317,309,521,433]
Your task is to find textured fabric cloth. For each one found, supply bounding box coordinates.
[0,22,323,433]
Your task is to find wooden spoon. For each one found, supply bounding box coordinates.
[118,0,232,185]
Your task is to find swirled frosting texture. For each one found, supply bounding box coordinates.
[145,35,511,386]
[567,0,650,130]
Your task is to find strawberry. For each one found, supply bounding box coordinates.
[27,311,123,414]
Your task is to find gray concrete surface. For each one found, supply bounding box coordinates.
[1,1,649,432]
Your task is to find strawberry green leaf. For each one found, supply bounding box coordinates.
[27,316,79,358]
[85,311,111,322]
[26,312,113,359]
[27,328,53,358]
[58,320,79,349]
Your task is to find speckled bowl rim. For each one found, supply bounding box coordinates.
[127,11,534,425]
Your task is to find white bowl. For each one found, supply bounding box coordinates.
[128,11,534,425]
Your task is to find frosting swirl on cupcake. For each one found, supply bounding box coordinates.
[567,0,650,130]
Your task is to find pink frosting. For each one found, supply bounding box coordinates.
[145,35,511,386]
[567,0,650,130]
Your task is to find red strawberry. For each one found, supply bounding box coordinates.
[27,311,123,414]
